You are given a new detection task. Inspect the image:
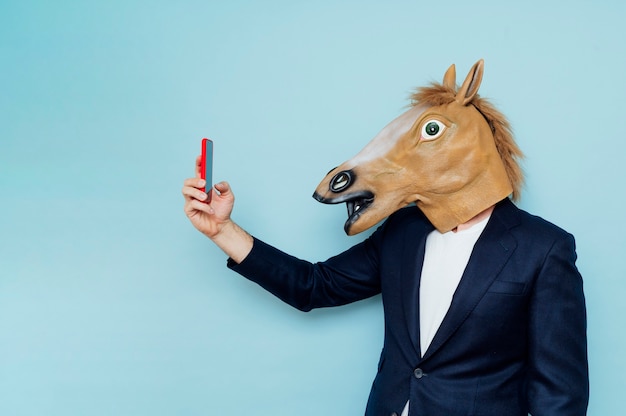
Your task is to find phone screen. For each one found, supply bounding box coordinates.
[201,138,213,201]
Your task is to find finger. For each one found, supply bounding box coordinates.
[182,185,209,203]
[183,177,206,189]
[181,183,199,198]
[195,155,202,178]
[188,199,214,215]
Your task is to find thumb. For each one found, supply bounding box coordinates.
[213,181,232,196]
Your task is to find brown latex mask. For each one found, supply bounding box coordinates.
[313,60,523,235]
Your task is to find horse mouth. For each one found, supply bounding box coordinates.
[312,191,375,234]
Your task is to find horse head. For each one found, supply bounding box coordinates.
[313,60,523,235]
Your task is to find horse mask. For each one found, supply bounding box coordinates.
[313,60,523,235]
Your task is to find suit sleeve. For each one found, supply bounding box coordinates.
[527,233,589,415]
[226,225,386,312]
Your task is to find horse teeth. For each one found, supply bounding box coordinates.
[346,201,354,216]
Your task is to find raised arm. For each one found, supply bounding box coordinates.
[182,155,384,311]
[182,156,253,263]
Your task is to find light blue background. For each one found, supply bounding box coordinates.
[1,1,624,415]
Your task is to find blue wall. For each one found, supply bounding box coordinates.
[1,1,624,414]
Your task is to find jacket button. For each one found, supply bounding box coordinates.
[414,368,424,379]
[390,413,398,416]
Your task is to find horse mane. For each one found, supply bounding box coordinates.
[410,84,525,200]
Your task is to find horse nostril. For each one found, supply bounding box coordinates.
[330,170,354,193]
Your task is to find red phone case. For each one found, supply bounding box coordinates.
[200,138,213,202]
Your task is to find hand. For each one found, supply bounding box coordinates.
[182,156,235,239]
[182,156,253,263]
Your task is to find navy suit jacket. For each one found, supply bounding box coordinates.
[229,198,589,415]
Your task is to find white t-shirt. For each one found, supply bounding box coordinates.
[401,214,490,416]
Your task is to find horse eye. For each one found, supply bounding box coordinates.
[421,120,445,140]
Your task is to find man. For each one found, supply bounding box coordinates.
[182,60,589,415]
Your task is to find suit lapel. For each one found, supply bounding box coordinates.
[420,200,519,362]
[400,208,433,357]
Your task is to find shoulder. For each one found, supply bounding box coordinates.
[496,198,571,233]
[493,198,576,251]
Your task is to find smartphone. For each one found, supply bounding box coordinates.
[200,138,213,202]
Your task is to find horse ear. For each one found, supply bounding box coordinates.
[443,64,456,90]
[456,59,484,106]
